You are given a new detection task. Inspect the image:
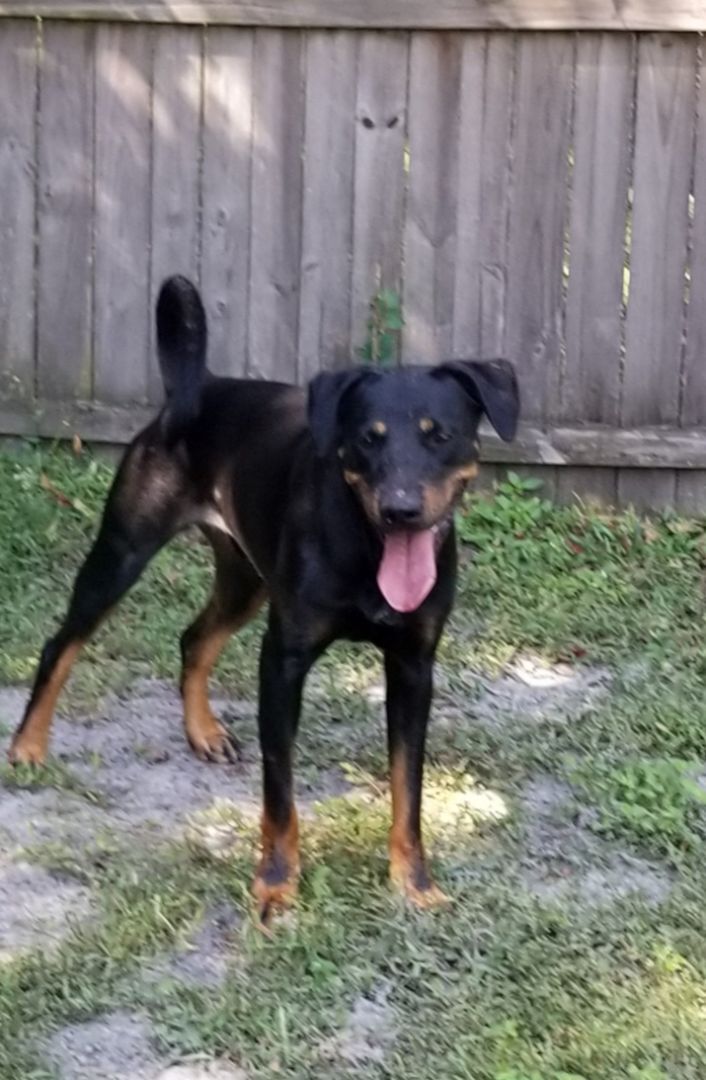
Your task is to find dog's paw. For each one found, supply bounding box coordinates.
[7,735,48,767]
[252,873,299,930]
[186,719,241,764]
[401,880,451,910]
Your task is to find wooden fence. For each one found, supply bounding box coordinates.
[1,3,706,509]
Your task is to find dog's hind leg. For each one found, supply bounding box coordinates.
[180,527,266,763]
[9,440,185,766]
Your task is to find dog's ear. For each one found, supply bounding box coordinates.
[434,359,519,441]
[308,368,376,457]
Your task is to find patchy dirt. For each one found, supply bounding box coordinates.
[44,1010,246,1080]
[0,681,350,856]
[321,981,395,1067]
[471,656,611,729]
[143,902,240,989]
[44,1011,160,1080]
[519,776,673,905]
[0,860,92,961]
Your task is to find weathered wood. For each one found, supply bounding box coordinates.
[480,424,706,469]
[618,468,676,511]
[622,33,696,426]
[504,32,573,423]
[4,390,706,474]
[248,28,305,379]
[36,22,94,401]
[0,20,37,402]
[402,32,462,364]
[350,31,408,359]
[675,471,706,515]
[562,32,633,425]
[93,23,152,404]
[148,24,203,400]
[201,27,253,377]
[681,42,706,427]
[298,30,357,381]
[452,31,514,358]
[556,466,618,507]
[2,1,706,31]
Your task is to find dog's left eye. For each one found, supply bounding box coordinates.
[360,428,385,448]
[426,425,451,445]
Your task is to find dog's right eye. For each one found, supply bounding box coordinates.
[359,425,386,448]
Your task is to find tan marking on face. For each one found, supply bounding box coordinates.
[456,461,479,482]
[419,417,434,433]
[345,471,381,522]
[421,462,480,520]
[371,420,387,436]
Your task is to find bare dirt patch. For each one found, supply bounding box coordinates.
[44,1011,160,1080]
[519,775,673,905]
[321,981,395,1067]
[143,902,240,990]
[0,680,350,857]
[44,1010,246,1080]
[0,860,92,961]
[467,656,612,730]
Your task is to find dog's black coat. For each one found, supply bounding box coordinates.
[10,276,519,916]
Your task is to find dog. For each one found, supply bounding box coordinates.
[8,276,519,920]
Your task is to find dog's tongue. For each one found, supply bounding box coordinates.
[377,529,437,613]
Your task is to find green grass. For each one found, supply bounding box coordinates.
[3,447,706,1078]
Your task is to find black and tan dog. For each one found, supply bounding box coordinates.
[9,276,519,918]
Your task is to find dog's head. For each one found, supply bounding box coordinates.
[308,359,519,613]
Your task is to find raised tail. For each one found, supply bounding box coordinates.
[156,275,207,445]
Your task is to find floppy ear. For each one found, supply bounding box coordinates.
[434,359,520,441]
[307,368,376,457]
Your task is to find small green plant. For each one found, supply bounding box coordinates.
[456,471,554,566]
[358,288,403,366]
[578,758,706,852]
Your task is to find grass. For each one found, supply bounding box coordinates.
[3,446,706,1077]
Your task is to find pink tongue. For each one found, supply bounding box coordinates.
[377,529,437,613]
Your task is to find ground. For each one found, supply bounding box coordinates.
[2,448,706,1079]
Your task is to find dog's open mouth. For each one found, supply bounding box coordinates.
[377,521,449,613]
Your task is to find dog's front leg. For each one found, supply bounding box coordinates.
[384,647,449,908]
[253,614,321,923]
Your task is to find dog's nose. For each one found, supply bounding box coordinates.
[380,491,424,527]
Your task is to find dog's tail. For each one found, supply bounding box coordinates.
[156,275,207,445]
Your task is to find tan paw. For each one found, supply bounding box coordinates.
[186,717,240,764]
[400,879,451,910]
[252,872,299,931]
[8,734,48,767]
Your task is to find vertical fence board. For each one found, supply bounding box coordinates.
[676,471,706,515]
[0,21,36,402]
[350,31,408,359]
[682,44,706,426]
[453,32,514,359]
[505,32,573,423]
[149,25,203,400]
[93,24,152,404]
[298,31,357,382]
[402,32,462,364]
[249,29,305,380]
[622,34,696,426]
[37,22,94,401]
[201,27,253,378]
[562,32,633,425]
[618,468,677,511]
[556,466,618,506]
